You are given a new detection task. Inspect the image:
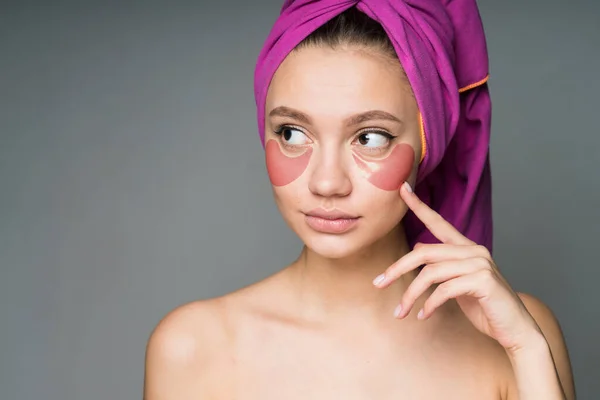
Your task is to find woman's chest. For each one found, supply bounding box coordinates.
[216,328,508,400]
[228,365,502,400]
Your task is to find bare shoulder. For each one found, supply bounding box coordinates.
[516,291,576,399]
[143,297,231,400]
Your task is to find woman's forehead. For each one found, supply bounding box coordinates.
[266,47,415,115]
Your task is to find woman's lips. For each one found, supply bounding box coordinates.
[304,208,360,234]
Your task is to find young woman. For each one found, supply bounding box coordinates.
[144,1,575,399]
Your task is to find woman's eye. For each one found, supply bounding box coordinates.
[356,132,392,148]
[277,126,309,145]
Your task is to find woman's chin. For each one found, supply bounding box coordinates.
[301,234,369,260]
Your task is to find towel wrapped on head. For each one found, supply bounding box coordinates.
[254,0,493,253]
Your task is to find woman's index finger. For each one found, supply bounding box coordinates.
[401,182,473,245]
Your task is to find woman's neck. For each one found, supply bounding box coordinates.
[284,225,421,324]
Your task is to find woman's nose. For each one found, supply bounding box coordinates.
[307,149,352,198]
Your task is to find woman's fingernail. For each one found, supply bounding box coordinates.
[403,181,413,193]
[417,309,424,320]
[394,304,403,318]
[373,274,386,286]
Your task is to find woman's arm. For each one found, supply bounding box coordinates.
[143,300,227,400]
[374,184,575,400]
[505,293,576,400]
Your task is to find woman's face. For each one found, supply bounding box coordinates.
[264,46,421,259]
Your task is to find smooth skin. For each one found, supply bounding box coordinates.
[143,46,575,399]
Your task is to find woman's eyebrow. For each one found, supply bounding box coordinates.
[345,110,403,126]
[268,106,312,124]
[268,106,403,126]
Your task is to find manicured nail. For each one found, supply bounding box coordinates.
[417,309,424,320]
[403,181,413,193]
[394,304,403,318]
[373,273,386,286]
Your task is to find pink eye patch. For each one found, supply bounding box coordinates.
[352,144,415,191]
[265,139,313,187]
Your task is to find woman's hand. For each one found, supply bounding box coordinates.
[373,181,545,355]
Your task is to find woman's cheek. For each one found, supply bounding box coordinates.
[265,139,312,187]
[352,144,415,191]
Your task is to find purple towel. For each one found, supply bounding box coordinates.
[254,0,493,253]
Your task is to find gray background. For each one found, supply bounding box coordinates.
[1,0,598,399]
